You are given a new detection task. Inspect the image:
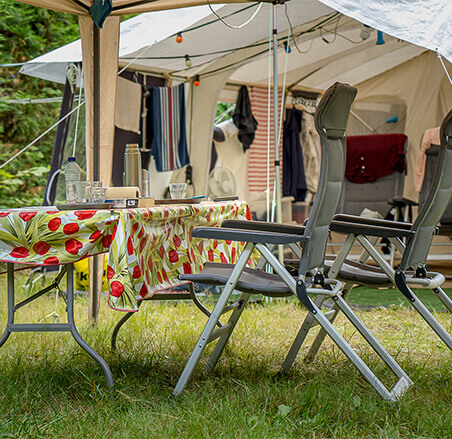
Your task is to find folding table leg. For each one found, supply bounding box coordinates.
[0,263,114,392]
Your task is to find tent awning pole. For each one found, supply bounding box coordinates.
[91,23,101,322]
[272,3,282,225]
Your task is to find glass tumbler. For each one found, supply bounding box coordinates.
[90,187,108,204]
[169,183,187,199]
[75,181,92,204]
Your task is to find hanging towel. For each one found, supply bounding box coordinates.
[115,77,142,134]
[283,108,307,202]
[150,84,189,172]
[233,85,258,152]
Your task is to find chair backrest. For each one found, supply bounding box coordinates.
[418,144,452,224]
[400,108,452,270]
[300,82,357,274]
[336,134,408,217]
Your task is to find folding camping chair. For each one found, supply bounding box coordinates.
[173,82,412,401]
[290,109,452,364]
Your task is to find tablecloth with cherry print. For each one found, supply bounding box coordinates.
[0,208,117,270]
[0,200,252,313]
[107,200,252,312]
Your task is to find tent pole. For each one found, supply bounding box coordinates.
[90,23,101,322]
[272,3,284,263]
[272,2,282,226]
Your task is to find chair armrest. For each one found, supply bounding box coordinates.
[222,219,305,235]
[192,226,308,244]
[333,213,413,230]
[388,196,418,207]
[331,220,414,239]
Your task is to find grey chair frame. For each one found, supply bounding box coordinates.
[173,83,412,401]
[293,109,452,363]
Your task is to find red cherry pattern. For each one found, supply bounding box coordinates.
[48,218,61,231]
[65,238,83,255]
[63,223,80,235]
[19,212,37,222]
[33,241,50,255]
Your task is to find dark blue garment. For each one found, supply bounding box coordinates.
[283,108,307,201]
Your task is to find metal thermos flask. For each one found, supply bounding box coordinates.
[123,143,142,191]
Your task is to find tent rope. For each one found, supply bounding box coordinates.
[207,0,262,30]
[72,65,84,157]
[437,51,452,87]
[0,101,85,170]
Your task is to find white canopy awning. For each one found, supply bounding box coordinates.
[319,0,452,63]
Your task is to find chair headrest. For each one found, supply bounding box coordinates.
[315,82,357,139]
[440,108,452,149]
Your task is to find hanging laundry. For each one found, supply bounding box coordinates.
[414,126,440,192]
[115,77,141,134]
[233,85,258,152]
[149,84,189,172]
[283,108,307,201]
[300,111,321,199]
[345,134,407,183]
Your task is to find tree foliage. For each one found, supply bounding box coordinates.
[0,2,79,207]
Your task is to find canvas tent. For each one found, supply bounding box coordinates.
[20,1,452,203]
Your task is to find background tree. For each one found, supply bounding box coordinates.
[0,2,79,207]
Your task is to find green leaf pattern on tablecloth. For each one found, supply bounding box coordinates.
[0,209,118,270]
[108,200,252,312]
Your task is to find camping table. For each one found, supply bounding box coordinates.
[107,199,252,312]
[0,200,251,389]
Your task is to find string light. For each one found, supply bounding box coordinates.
[176,32,183,43]
[185,55,192,68]
[193,75,200,87]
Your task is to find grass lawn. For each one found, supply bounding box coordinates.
[0,272,450,438]
[348,285,452,310]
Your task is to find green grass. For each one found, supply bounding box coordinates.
[348,286,452,310]
[0,273,451,438]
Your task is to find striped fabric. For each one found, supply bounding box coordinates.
[248,86,283,193]
[150,84,189,172]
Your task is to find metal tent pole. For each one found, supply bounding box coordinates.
[91,23,101,322]
[272,2,282,226]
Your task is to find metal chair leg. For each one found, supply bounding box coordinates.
[173,244,254,396]
[204,292,251,375]
[433,286,452,313]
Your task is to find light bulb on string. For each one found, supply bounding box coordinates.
[185,55,192,68]
[193,75,200,87]
[176,32,183,43]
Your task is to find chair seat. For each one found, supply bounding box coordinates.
[323,255,392,285]
[180,262,293,297]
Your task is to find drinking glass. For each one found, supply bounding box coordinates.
[75,181,91,203]
[169,183,187,199]
[90,187,108,204]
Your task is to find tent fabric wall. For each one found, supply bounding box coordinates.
[355,51,452,202]
[79,15,119,184]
